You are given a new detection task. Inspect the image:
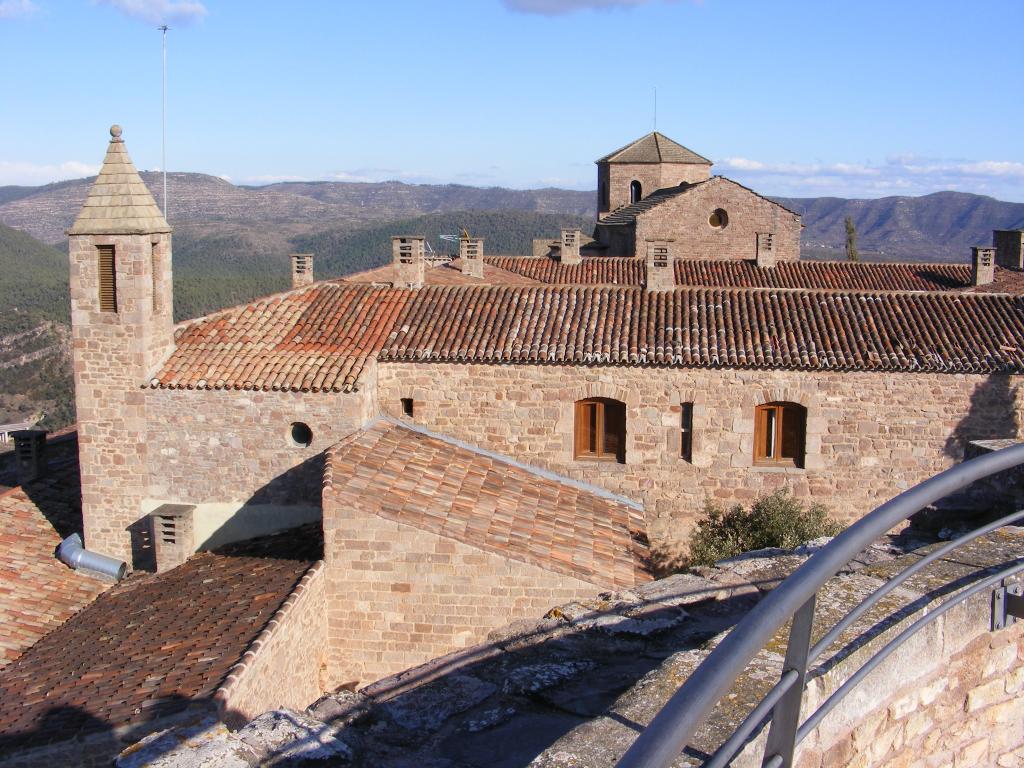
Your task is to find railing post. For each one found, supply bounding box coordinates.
[761,594,816,768]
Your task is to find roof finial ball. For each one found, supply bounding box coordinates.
[109,124,123,142]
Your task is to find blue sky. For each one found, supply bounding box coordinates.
[2,0,1023,200]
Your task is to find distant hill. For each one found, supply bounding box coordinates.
[3,173,1023,264]
[0,172,597,245]
[775,191,1024,262]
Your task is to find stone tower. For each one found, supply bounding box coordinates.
[596,132,712,217]
[67,125,173,563]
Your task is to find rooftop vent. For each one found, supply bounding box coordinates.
[972,246,996,286]
[560,228,582,265]
[11,429,47,485]
[150,503,196,572]
[459,236,484,279]
[392,236,425,289]
[291,253,314,288]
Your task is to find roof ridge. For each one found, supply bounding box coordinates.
[379,415,644,510]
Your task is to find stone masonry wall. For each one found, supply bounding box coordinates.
[71,231,175,564]
[215,563,327,726]
[634,177,801,263]
[143,386,374,506]
[377,362,1024,553]
[600,161,711,215]
[322,478,604,687]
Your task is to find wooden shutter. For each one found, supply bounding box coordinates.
[97,245,117,313]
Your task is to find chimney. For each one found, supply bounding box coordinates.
[644,239,675,291]
[11,429,47,484]
[392,236,425,289]
[291,253,314,288]
[756,232,777,268]
[994,230,1024,270]
[560,228,582,265]
[459,236,484,279]
[972,246,996,286]
[150,503,196,572]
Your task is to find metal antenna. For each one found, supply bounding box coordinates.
[159,24,169,219]
[653,86,657,131]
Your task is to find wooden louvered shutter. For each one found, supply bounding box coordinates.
[97,245,117,313]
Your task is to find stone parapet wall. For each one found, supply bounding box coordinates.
[215,562,327,726]
[377,362,1023,552]
[322,476,604,687]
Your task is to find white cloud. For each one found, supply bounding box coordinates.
[0,0,38,20]
[95,0,207,25]
[716,155,1024,200]
[502,0,680,15]
[0,160,99,186]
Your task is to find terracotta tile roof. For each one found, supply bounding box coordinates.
[152,283,412,392]
[0,435,108,670]
[597,131,712,165]
[484,256,1024,295]
[0,525,321,752]
[325,420,651,589]
[343,260,543,286]
[153,280,1024,392]
[378,285,1024,374]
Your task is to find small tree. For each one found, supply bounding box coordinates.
[844,216,859,263]
[688,490,842,566]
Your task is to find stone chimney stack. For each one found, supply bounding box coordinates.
[459,236,484,279]
[994,230,1024,270]
[560,228,582,265]
[392,236,426,289]
[11,429,47,485]
[972,246,996,286]
[644,239,675,291]
[756,232,777,268]
[150,503,196,573]
[291,253,314,288]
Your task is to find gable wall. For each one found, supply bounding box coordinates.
[635,178,801,262]
[377,362,1024,556]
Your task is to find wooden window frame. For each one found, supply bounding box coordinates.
[97,244,117,313]
[753,402,806,468]
[680,402,694,463]
[574,397,626,464]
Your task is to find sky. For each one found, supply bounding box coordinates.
[1,0,1023,200]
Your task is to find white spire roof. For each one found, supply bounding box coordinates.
[68,125,170,236]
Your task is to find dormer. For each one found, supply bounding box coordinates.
[596,132,712,217]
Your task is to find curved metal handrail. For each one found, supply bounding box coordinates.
[616,442,1024,768]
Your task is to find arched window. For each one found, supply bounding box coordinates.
[574,398,626,463]
[754,402,806,468]
[630,180,642,204]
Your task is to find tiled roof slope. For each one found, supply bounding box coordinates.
[152,282,1024,392]
[378,286,1024,373]
[153,283,411,392]
[599,183,693,225]
[343,260,543,286]
[67,126,170,236]
[326,420,651,588]
[0,435,108,670]
[0,525,320,752]
[484,257,990,293]
[597,132,712,165]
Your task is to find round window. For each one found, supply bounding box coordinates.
[290,422,313,447]
[709,208,729,229]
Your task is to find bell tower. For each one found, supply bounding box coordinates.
[67,125,173,563]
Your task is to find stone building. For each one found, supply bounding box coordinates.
[63,125,1024,687]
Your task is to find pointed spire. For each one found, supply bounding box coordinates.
[68,125,170,236]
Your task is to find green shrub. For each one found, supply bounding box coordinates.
[688,490,842,566]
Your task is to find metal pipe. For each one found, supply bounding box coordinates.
[57,534,127,581]
[615,442,1024,768]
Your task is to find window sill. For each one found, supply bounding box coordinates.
[750,464,806,474]
[574,457,628,469]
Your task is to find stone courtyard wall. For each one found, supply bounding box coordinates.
[321,473,604,687]
[377,362,1024,552]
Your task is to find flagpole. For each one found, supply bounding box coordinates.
[159,24,169,219]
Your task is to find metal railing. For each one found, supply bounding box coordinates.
[617,443,1024,768]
